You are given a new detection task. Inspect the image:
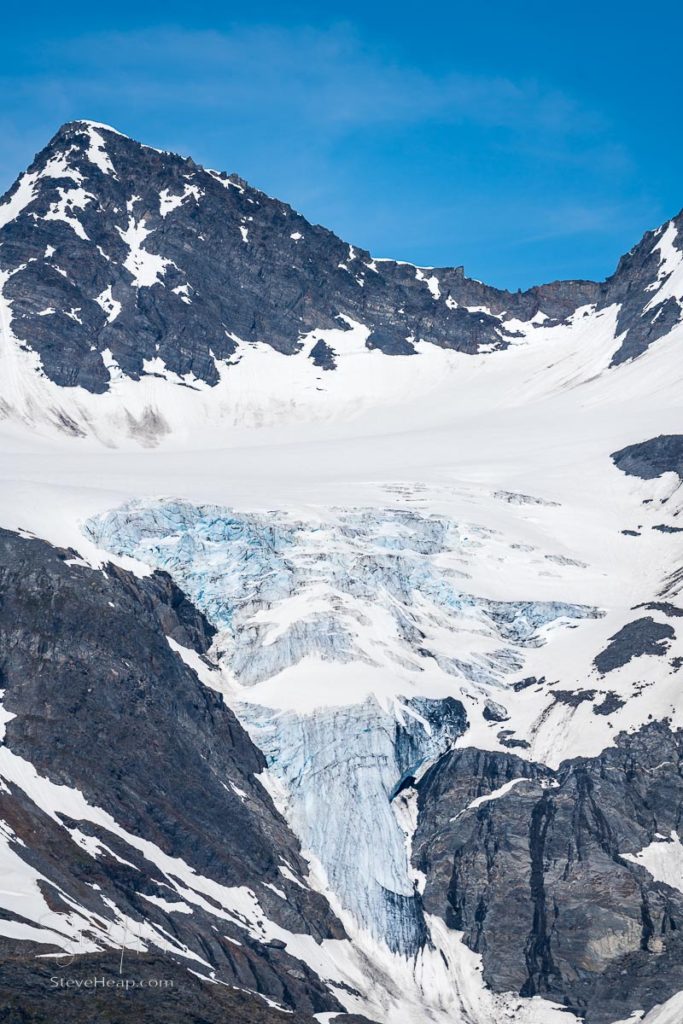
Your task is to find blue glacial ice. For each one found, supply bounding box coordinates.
[85,499,600,954]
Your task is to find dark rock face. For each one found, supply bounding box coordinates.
[3,120,679,398]
[413,724,683,1024]
[601,214,683,365]
[0,951,315,1024]
[612,434,683,480]
[0,122,527,392]
[0,122,680,399]
[0,528,344,1019]
[593,616,675,673]
[0,128,573,382]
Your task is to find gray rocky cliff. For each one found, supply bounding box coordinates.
[412,724,683,1024]
[2,120,680,397]
[0,528,349,1021]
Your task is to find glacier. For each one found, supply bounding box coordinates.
[1,117,683,1023]
[85,498,600,954]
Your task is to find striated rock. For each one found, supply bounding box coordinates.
[413,723,683,1023]
[601,215,683,365]
[0,528,345,1018]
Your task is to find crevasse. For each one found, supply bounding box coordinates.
[85,499,599,953]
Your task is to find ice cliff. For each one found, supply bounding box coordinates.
[86,498,598,954]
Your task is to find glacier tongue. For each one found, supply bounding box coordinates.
[243,694,466,954]
[84,497,600,953]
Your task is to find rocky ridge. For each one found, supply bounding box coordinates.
[0,120,681,400]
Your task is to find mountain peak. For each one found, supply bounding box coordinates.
[3,100,683,1024]
[0,122,681,434]
[71,118,126,135]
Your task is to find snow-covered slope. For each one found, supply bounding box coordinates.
[1,121,683,1024]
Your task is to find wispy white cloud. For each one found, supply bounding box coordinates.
[0,24,654,287]
[4,24,611,141]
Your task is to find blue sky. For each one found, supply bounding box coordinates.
[1,1,681,289]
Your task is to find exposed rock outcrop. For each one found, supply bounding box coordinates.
[413,725,683,1024]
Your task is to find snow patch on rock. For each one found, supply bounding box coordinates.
[116,217,173,287]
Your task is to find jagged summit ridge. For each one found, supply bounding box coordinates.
[0,119,680,405]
